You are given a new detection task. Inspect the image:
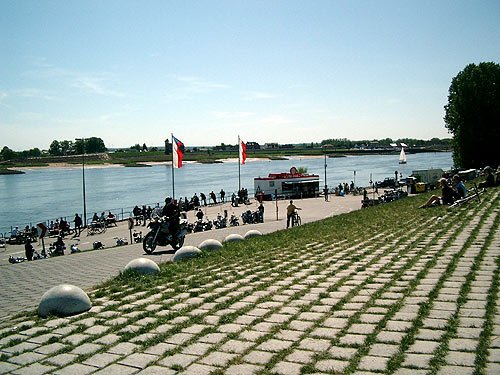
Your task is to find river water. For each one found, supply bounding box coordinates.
[0,152,453,234]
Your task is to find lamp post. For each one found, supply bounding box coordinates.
[76,138,87,227]
[324,153,327,190]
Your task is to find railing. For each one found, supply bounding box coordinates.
[0,189,252,238]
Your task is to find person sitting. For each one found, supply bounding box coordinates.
[196,209,204,221]
[53,236,65,256]
[59,218,70,236]
[133,205,142,225]
[162,197,180,237]
[106,211,117,226]
[419,178,460,208]
[478,166,495,189]
[92,212,99,223]
[453,174,467,199]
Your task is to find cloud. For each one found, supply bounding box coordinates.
[260,115,297,126]
[24,60,125,97]
[210,111,255,119]
[242,91,279,100]
[16,88,58,101]
[173,75,229,92]
[72,76,126,97]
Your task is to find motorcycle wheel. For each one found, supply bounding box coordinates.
[143,232,157,254]
[171,236,185,250]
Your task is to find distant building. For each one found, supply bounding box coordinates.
[245,141,260,150]
[263,143,279,149]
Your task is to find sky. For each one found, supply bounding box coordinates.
[1,1,499,151]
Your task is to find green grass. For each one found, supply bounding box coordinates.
[1,186,498,374]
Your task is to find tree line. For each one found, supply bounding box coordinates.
[319,138,451,149]
[1,137,107,161]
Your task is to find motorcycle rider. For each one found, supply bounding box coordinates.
[162,197,180,239]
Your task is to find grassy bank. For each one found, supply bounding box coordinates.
[1,146,450,169]
[1,185,497,374]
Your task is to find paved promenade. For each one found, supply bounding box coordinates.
[1,190,499,375]
[0,195,361,320]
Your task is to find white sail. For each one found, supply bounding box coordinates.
[399,148,407,164]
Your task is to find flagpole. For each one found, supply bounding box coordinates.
[238,135,241,191]
[171,133,175,200]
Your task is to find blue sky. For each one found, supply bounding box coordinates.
[1,0,499,150]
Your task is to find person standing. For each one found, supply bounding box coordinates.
[258,203,265,223]
[220,189,226,203]
[286,200,299,228]
[210,191,217,205]
[25,238,34,261]
[323,185,329,201]
[73,213,83,236]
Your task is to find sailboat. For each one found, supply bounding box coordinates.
[399,147,407,164]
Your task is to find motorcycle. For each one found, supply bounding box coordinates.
[114,237,128,246]
[213,214,227,229]
[229,214,240,226]
[133,230,143,243]
[143,217,187,254]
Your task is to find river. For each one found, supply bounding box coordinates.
[0,152,453,234]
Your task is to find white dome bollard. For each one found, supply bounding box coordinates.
[224,234,245,243]
[244,230,263,239]
[173,246,202,262]
[124,258,160,275]
[199,239,223,251]
[38,284,92,318]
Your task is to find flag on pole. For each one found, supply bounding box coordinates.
[172,136,184,168]
[239,138,247,165]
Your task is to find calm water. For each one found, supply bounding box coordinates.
[0,152,453,234]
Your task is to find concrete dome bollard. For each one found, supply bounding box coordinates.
[38,284,92,318]
[244,230,263,239]
[199,239,223,251]
[224,234,245,243]
[173,246,201,262]
[124,258,160,275]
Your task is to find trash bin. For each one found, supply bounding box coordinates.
[415,182,426,193]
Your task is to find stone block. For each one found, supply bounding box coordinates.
[38,284,92,318]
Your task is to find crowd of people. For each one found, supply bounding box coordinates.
[420,166,500,208]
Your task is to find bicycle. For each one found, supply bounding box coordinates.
[291,211,301,227]
[87,220,107,236]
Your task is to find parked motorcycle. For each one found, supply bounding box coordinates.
[229,214,240,226]
[143,217,187,254]
[133,230,143,243]
[213,215,227,229]
[115,237,128,246]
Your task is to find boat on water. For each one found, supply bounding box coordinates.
[254,167,320,200]
[399,148,407,164]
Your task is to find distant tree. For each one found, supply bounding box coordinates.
[444,62,500,168]
[49,140,62,156]
[164,139,171,154]
[85,137,106,153]
[142,143,148,152]
[130,144,141,151]
[1,146,18,160]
